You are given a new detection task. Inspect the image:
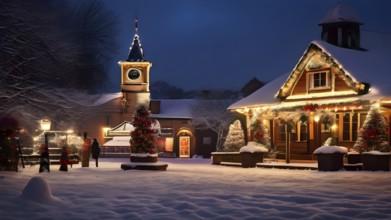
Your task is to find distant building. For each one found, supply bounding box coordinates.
[240,77,264,97]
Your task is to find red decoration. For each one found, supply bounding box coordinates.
[303,104,318,112]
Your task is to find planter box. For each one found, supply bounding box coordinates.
[347,153,362,164]
[130,153,158,163]
[211,152,241,165]
[240,152,264,168]
[362,153,390,171]
[316,153,345,171]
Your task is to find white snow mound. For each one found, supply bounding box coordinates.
[240,142,269,153]
[20,176,61,203]
[313,145,348,154]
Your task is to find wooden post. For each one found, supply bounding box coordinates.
[39,132,50,173]
[15,137,25,169]
[285,124,290,164]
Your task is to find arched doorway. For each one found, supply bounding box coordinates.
[176,128,193,158]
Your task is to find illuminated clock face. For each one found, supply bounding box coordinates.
[128,69,141,80]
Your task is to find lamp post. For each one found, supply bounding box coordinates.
[39,118,51,173]
[14,134,25,169]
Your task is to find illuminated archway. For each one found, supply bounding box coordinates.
[176,127,193,158]
[176,127,193,137]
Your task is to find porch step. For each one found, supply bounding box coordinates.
[343,163,363,171]
[276,153,314,161]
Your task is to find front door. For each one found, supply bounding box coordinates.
[179,136,190,158]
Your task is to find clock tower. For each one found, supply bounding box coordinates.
[119,18,152,112]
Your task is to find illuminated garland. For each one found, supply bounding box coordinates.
[249,100,371,126]
[272,100,370,113]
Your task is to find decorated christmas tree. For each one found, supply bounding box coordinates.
[250,117,271,148]
[130,105,156,154]
[353,106,390,152]
[223,120,245,152]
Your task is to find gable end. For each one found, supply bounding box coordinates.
[277,43,368,101]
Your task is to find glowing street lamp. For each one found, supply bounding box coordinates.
[103,127,110,137]
[40,118,51,132]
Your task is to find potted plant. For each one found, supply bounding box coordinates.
[353,106,390,171]
[313,144,347,171]
[239,142,268,168]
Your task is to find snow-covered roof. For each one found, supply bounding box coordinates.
[319,3,362,25]
[93,92,122,106]
[151,99,197,119]
[109,121,134,136]
[312,31,391,98]
[228,73,288,109]
[229,31,391,110]
[102,136,131,147]
[152,99,237,119]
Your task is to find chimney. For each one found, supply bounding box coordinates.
[149,100,161,114]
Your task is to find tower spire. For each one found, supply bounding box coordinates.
[134,16,138,35]
[127,17,145,62]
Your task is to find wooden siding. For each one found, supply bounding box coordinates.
[291,72,307,95]
[334,73,352,91]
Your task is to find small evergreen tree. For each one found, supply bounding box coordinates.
[130,106,156,154]
[250,118,271,148]
[223,120,245,152]
[353,106,390,152]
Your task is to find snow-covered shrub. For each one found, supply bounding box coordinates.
[249,113,271,149]
[323,137,338,146]
[33,133,84,155]
[223,120,245,152]
[313,146,348,154]
[240,142,268,153]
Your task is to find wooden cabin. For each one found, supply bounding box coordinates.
[228,3,391,161]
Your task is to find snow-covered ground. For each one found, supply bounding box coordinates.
[1,158,391,220]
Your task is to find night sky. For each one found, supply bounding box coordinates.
[102,0,391,91]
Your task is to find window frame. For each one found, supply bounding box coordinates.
[298,122,308,142]
[308,70,331,91]
[342,113,360,142]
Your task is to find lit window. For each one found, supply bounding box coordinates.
[309,71,330,90]
[343,114,350,141]
[299,122,308,142]
[342,113,359,141]
[278,124,286,141]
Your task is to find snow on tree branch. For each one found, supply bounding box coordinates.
[191,99,239,150]
[0,0,118,132]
